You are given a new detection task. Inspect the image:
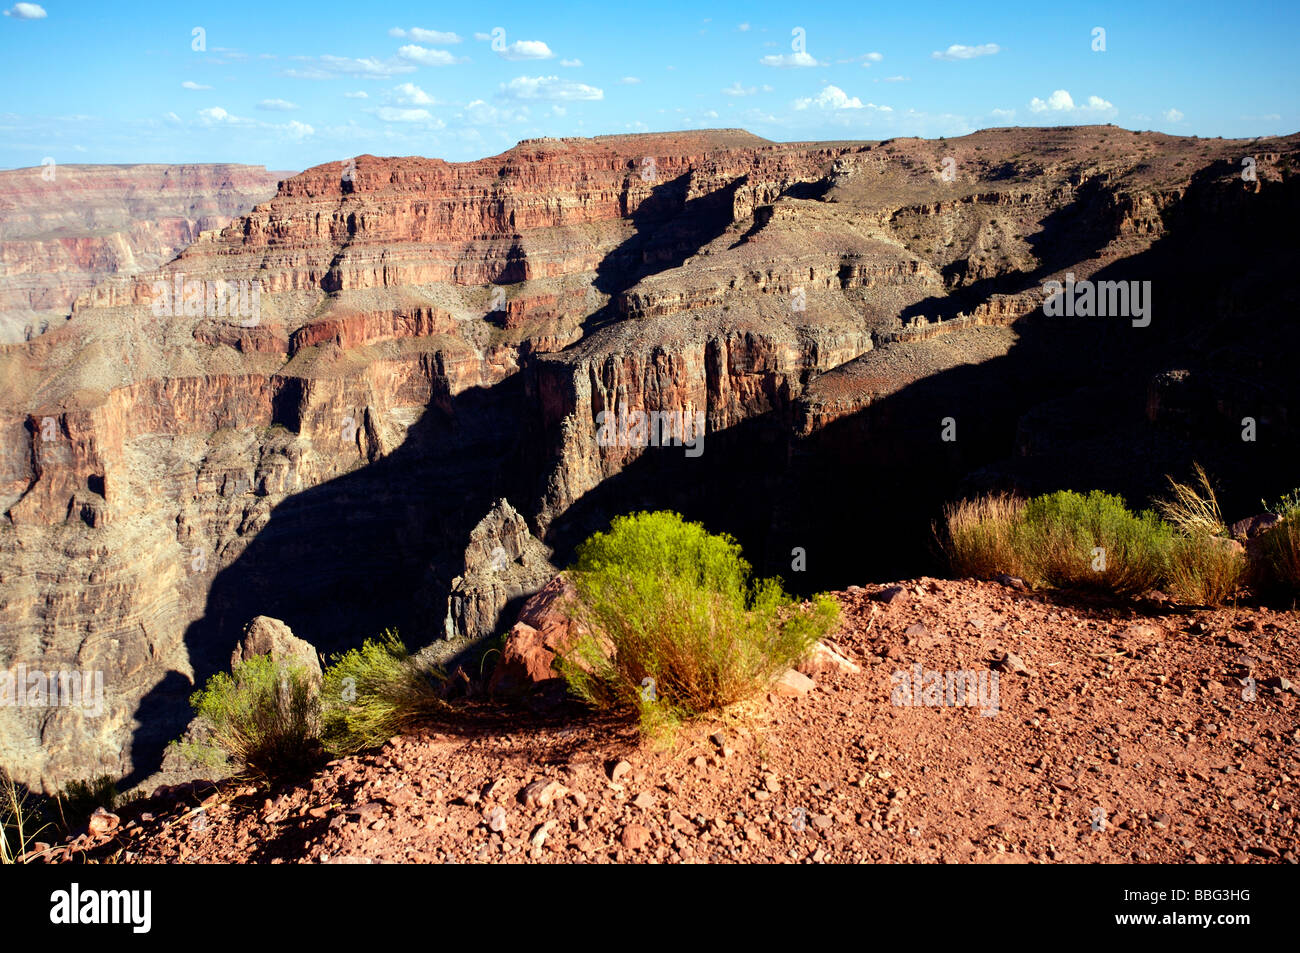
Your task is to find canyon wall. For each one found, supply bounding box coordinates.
[0,163,287,343]
[1,127,1297,790]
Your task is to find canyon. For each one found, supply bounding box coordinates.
[0,127,1297,791]
[0,163,287,343]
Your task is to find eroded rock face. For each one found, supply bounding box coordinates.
[1,127,1297,789]
[440,499,556,652]
[0,163,286,343]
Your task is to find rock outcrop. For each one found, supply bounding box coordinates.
[440,499,556,651]
[231,615,322,682]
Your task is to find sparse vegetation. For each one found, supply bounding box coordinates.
[941,472,1300,606]
[55,775,119,829]
[1018,490,1173,595]
[1167,534,1246,606]
[1252,490,1300,601]
[0,768,47,864]
[557,511,839,735]
[942,489,1175,597]
[941,493,1028,580]
[1157,464,1245,606]
[187,654,322,780]
[320,630,447,756]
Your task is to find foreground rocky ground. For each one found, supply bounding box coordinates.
[46,579,1300,864]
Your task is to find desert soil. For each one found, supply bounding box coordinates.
[48,579,1299,864]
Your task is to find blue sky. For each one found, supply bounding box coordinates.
[2,0,1296,171]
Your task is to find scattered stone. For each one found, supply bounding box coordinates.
[797,639,862,676]
[87,807,119,836]
[610,760,632,782]
[621,823,651,851]
[773,669,816,697]
[873,585,907,605]
[531,820,557,849]
[994,651,1031,676]
[520,778,567,809]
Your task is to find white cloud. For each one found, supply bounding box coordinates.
[932,43,1000,61]
[738,23,750,31]
[391,82,436,105]
[257,98,298,111]
[1030,89,1075,112]
[760,51,823,68]
[617,76,641,85]
[990,108,1016,120]
[560,58,582,67]
[499,75,603,101]
[389,27,461,44]
[462,99,530,124]
[284,120,314,138]
[793,85,888,111]
[882,75,909,83]
[285,55,415,79]
[3,3,46,18]
[398,44,468,66]
[344,91,368,99]
[1028,89,1115,116]
[723,82,758,97]
[164,111,182,124]
[181,81,212,90]
[198,107,231,122]
[498,40,554,61]
[375,106,439,123]
[839,51,884,66]
[1163,107,1184,122]
[473,32,491,41]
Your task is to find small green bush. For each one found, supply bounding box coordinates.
[188,654,322,780]
[320,630,447,756]
[557,511,839,734]
[1019,490,1173,594]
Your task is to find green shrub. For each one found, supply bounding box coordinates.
[320,630,447,756]
[188,654,322,780]
[1019,490,1173,594]
[557,511,840,734]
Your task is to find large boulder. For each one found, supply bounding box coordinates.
[488,576,584,698]
[230,615,322,682]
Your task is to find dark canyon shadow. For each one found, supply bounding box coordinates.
[124,373,534,788]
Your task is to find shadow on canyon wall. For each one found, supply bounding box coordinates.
[123,160,1299,786]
